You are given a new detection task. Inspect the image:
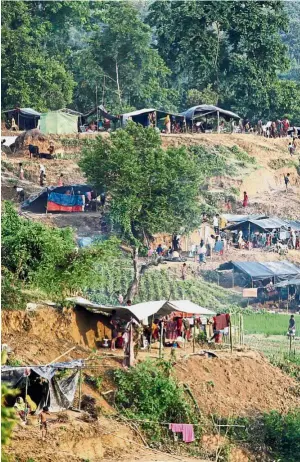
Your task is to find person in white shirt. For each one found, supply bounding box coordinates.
[198,240,207,264]
[213,214,220,235]
[13,185,25,202]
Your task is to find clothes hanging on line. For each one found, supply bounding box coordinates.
[169,423,195,443]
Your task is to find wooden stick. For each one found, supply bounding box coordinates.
[47,346,76,365]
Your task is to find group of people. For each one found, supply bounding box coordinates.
[256,118,299,138]
[235,227,300,251]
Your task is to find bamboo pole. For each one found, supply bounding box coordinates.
[159,322,163,359]
[78,368,82,411]
[229,315,233,353]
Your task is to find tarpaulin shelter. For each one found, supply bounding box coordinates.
[82,105,119,123]
[222,214,268,223]
[40,111,78,135]
[120,108,185,128]
[21,184,93,213]
[1,360,83,412]
[231,260,300,286]
[3,107,41,130]
[68,297,215,323]
[181,105,240,121]
[226,218,300,234]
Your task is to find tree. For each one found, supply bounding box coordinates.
[71,1,177,113]
[1,351,18,462]
[1,202,119,302]
[80,123,201,299]
[148,0,289,117]
[186,86,219,107]
[1,1,76,111]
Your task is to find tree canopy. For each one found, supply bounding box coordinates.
[1,0,300,120]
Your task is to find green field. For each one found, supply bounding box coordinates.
[243,313,300,335]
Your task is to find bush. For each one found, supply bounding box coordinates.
[114,359,200,443]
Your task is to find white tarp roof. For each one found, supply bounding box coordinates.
[68,297,215,321]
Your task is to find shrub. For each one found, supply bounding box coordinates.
[114,359,200,443]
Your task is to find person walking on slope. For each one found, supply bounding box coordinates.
[242,191,249,207]
[284,173,290,192]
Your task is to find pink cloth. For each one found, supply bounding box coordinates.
[169,423,195,443]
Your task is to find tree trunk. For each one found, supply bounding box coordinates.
[125,246,140,302]
[115,60,122,105]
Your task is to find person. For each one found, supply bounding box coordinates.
[198,240,207,264]
[214,235,224,255]
[225,199,232,211]
[181,263,187,280]
[284,173,290,192]
[288,315,296,336]
[110,310,120,351]
[40,164,46,176]
[48,141,55,156]
[292,136,297,153]
[126,300,132,306]
[242,191,248,207]
[288,142,294,156]
[14,397,26,421]
[238,229,243,249]
[282,117,290,136]
[291,229,296,249]
[118,294,124,304]
[257,119,263,136]
[156,243,164,256]
[213,214,220,235]
[13,185,25,202]
[39,170,46,187]
[11,117,19,131]
[100,192,106,207]
[58,173,64,186]
[164,114,171,134]
[19,163,24,180]
[39,406,50,440]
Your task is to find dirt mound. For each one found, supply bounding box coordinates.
[1,306,113,364]
[174,351,299,417]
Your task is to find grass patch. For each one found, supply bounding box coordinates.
[243,313,300,335]
[268,158,297,170]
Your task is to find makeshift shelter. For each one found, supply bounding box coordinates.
[181,105,240,132]
[40,111,78,135]
[231,261,300,286]
[120,108,185,129]
[68,297,215,323]
[226,217,300,237]
[3,107,41,131]
[1,360,83,412]
[222,214,268,224]
[21,184,94,213]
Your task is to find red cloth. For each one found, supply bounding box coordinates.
[169,423,195,443]
[214,314,228,331]
[176,318,183,336]
[242,194,248,207]
[47,201,82,212]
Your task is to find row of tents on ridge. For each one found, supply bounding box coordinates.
[2,104,240,135]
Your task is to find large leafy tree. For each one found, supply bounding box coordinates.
[1,202,119,303]
[80,123,201,299]
[1,1,78,111]
[71,1,176,113]
[148,0,289,118]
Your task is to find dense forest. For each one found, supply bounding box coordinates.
[1,0,300,121]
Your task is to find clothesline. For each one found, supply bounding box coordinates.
[119,416,245,427]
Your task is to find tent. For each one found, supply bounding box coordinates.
[120,108,185,128]
[68,297,215,322]
[1,360,83,412]
[40,111,78,135]
[231,260,300,285]
[226,218,300,234]
[21,184,94,213]
[222,214,268,223]
[181,105,240,122]
[3,107,41,130]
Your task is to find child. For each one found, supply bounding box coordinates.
[181,262,187,280]
[288,142,294,156]
[39,406,50,440]
[284,173,290,192]
[19,163,24,180]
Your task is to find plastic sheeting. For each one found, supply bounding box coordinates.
[68,297,215,322]
[232,260,300,281]
[226,218,300,231]
[1,360,83,412]
[181,105,240,120]
[40,111,78,135]
[48,192,84,207]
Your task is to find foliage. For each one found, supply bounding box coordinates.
[114,359,199,443]
[220,411,300,462]
[1,1,77,111]
[88,264,242,310]
[186,85,218,107]
[85,374,103,392]
[148,0,292,119]
[1,266,28,310]
[80,123,201,247]
[270,353,300,382]
[1,201,120,303]
[2,352,18,460]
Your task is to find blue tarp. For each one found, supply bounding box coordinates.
[48,192,84,207]
[232,260,300,282]
[226,218,300,232]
